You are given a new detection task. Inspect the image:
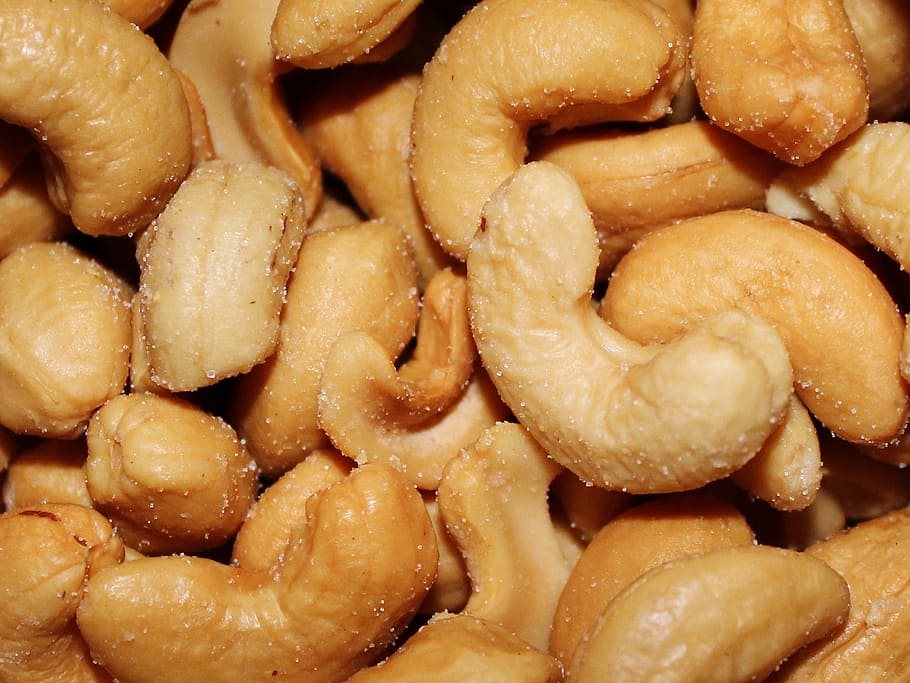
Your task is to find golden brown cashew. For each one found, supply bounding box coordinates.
[168,0,322,219]
[0,0,192,236]
[137,160,307,392]
[437,422,573,650]
[2,438,92,511]
[346,613,563,683]
[0,242,132,439]
[410,0,687,260]
[468,161,793,493]
[569,545,849,683]
[691,0,868,166]
[77,463,438,683]
[105,0,177,29]
[601,208,908,445]
[0,503,123,683]
[271,0,424,68]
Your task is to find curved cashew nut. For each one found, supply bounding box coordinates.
[271,0,424,69]
[0,503,123,683]
[437,421,572,651]
[600,208,909,444]
[410,0,687,260]
[168,0,322,218]
[2,438,93,511]
[77,464,438,683]
[468,161,793,493]
[568,545,850,683]
[0,0,192,236]
[85,393,258,555]
[691,0,868,166]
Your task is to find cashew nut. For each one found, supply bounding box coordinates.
[1,438,92,511]
[468,161,793,493]
[691,0,868,166]
[77,463,438,682]
[0,0,192,236]
[550,470,632,544]
[410,0,687,260]
[105,0,177,29]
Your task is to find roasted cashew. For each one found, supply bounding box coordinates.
[168,0,322,218]
[77,463,438,683]
[530,119,783,273]
[0,242,132,439]
[691,0,868,166]
[601,208,908,445]
[468,161,793,493]
[550,470,632,544]
[84,393,258,555]
[346,613,563,683]
[0,503,123,683]
[229,219,419,478]
[550,492,755,672]
[437,421,572,651]
[2,438,92,511]
[137,160,307,392]
[105,0,177,29]
[0,0,192,236]
[410,0,687,260]
[271,0,424,68]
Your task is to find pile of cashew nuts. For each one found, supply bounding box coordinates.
[3,0,910,680]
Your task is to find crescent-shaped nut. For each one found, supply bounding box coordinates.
[691,0,868,166]
[0,242,132,439]
[77,463,438,683]
[271,0,424,69]
[0,503,124,683]
[410,0,687,260]
[600,208,909,445]
[168,0,322,219]
[569,545,850,683]
[1,438,93,511]
[0,0,192,236]
[137,160,307,392]
[467,161,793,493]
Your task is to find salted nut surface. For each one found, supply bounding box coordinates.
[4,0,910,681]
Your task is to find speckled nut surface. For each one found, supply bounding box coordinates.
[569,545,850,683]
[0,0,192,236]
[136,160,306,392]
[691,0,868,166]
[0,503,124,683]
[77,464,438,683]
[410,0,687,260]
[271,0,424,68]
[467,162,793,493]
[346,613,563,683]
[601,208,908,445]
[229,219,418,478]
[0,242,132,439]
[1,438,93,511]
[84,393,258,555]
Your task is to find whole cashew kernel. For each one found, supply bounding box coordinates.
[691,0,868,166]
[2,438,93,511]
[0,0,192,236]
[410,0,687,260]
[77,463,438,683]
[569,545,850,683]
[467,161,793,493]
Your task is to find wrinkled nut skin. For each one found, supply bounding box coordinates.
[569,545,850,683]
[0,0,192,236]
[550,492,756,671]
[467,161,792,493]
[137,160,306,392]
[600,208,909,445]
[0,242,132,439]
[77,464,438,683]
[2,438,93,511]
[0,503,123,683]
[230,219,419,478]
[347,613,563,683]
[691,0,868,166]
[85,392,258,555]
[410,0,687,260]
[768,506,910,680]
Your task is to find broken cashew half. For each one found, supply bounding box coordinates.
[410,0,687,260]
[467,161,793,493]
[0,0,192,236]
